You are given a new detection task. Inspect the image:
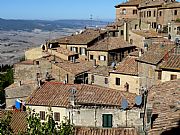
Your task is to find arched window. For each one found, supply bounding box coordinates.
[122,9,126,15]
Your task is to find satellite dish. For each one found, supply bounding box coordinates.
[111,62,116,67]
[121,98,128,110]
[135,95,142,106]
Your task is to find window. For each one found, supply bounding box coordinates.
[140,113,144,118]
[54,112,60,121]
[80,47,86,55]
[36,61,39,65]
[170,74,177,80]
[70,47,78,53]
[120,30,124,35]
[147,11,151,17]
[40,111,45,120]
[105,78,108,84]
[122,9,126,15]
[174,10,177,15]
[99,55,106,61]
[116,78,120,85]
[90,55,94,60]
[102,114,112,128]
[154,10,156,17]
[133,10,137,14]
[158,71,162,80]
[144,11,146,17]
[91,75,94,83]
[159,11,162,16]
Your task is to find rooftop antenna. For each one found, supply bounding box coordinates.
[90,14,93,27]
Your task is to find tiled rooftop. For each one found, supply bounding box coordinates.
[16,60,34,65]
[0,110,27,134]
[160,55,180,71]
[75,127,138,135]
[87,37,134,51]
[52,29,106,45]
[40,55,94,75]
[88,66,111,77]
[115,0,142,7]
[53,47,77,56]
[139,0,165,8]
[110,56,138,76]
[148,79,180,134]
[137,43,175,65]
[27,82,137,108]
[131,30,159,38]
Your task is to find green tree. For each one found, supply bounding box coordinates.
[27,108,73,135]
[0,111,13,135]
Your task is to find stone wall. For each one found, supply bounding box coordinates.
[161,70,180,82]
[129,31,145,49]
[109,73,140,95]
[88,73,109,88]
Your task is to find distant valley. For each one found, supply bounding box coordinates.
[0,18,110,65]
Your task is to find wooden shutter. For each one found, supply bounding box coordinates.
[40,111,45,120]
[54,112,60,121]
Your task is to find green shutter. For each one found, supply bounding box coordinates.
[103,114,112,128]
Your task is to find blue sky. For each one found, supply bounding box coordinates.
[0,0,121,20]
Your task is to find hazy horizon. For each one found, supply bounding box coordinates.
[0,0,122,20]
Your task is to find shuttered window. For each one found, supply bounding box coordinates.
[54,112,60,122]
[102,114,113,128]
[40,111,45,120]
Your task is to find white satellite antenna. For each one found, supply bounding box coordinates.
[135,95,142,106]
[121,98,128,110]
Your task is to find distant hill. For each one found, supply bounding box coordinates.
[0,18,111,32]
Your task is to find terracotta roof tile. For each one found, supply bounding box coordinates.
[131,30,159,38]
[115,0,142,7]
[148,79,180,133]
[55,47,77,56]
[53,29,106,45]
[160,55,180,71]
[40,56,94,75]
[137,43,175,65]
[27,82,137,108]
[87,37,135,51]
[139,0,165,8]
[88,66,112,77]
[16,60,34,65]
[110,56,138,75]
[0,110,27,134]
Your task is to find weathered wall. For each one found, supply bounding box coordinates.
[109,73,140,94]
[25,47,44,60]
[129,31,145,49]
[88,73,109,88]
[138,62,157,89]
[27,105,68,124]
[116,6,138,20]
[72,108,142,128]
[88,51,108,66]
[161,70,180,82]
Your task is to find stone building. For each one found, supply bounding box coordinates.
[136,41,175,88]
[109,56,140,95]
[115,0,141,21]
[26,82,144,130]
[50,29,107,59]
[159,55,180,82]
[87,66,111,87]
[129,30,159,49]
[87,37,136,66]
